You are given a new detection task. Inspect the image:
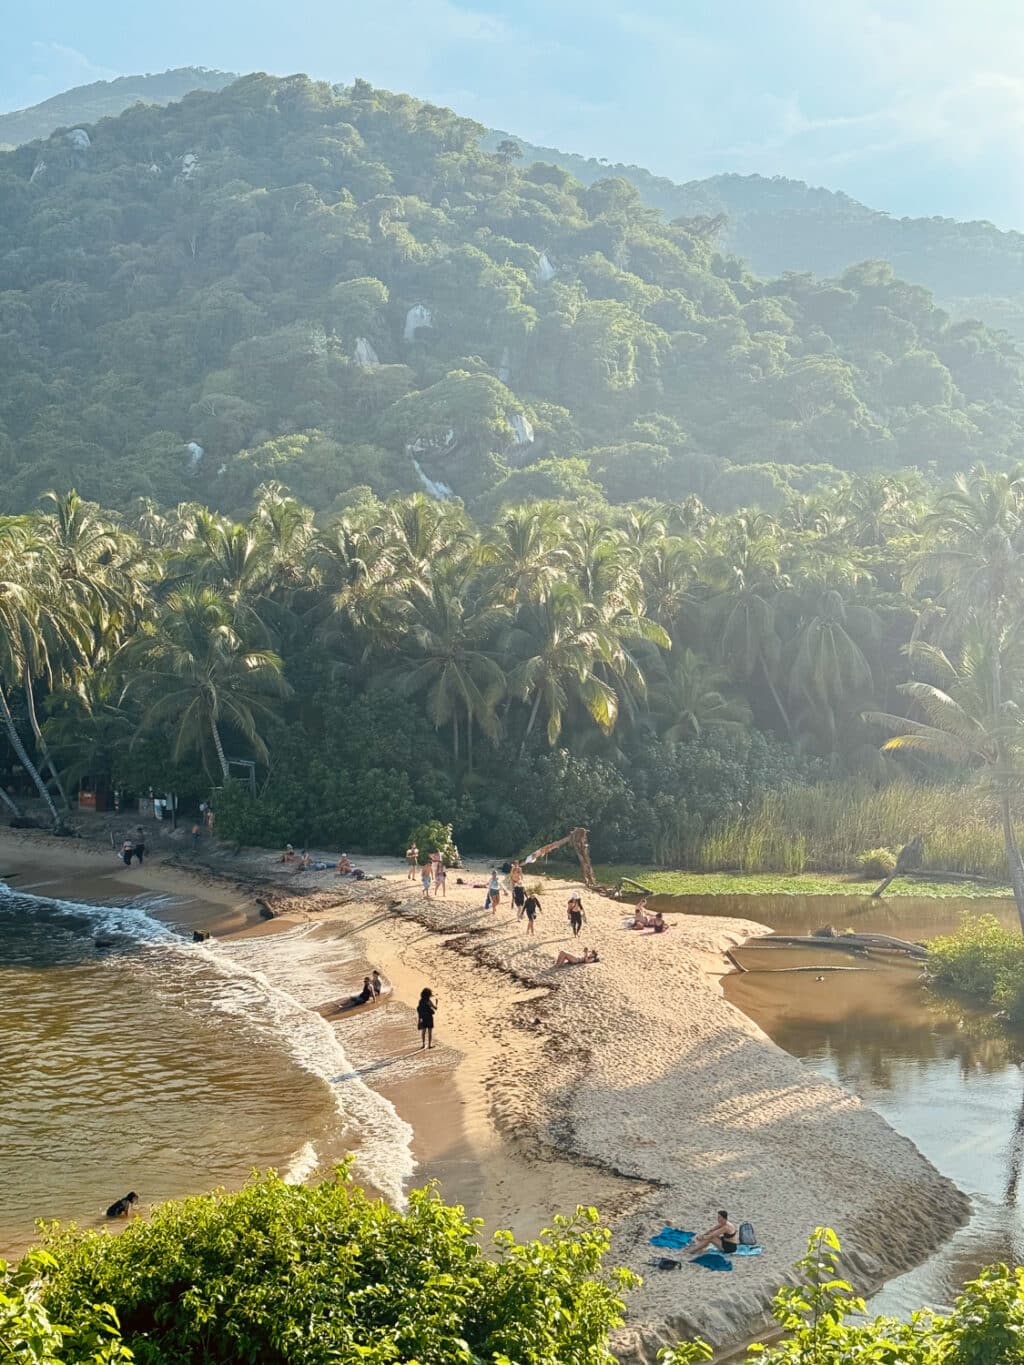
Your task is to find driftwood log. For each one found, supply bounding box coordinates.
[755,932,928,960]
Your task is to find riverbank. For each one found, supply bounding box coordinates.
[0,829,970,1360]
[584,866,1014,899]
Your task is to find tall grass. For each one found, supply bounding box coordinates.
[686,780,1007,878]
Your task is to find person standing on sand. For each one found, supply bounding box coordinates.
[133,827,146,866]
[567,895,585,937]
[486,869,501,910]
[421,862,433,898]
[434,859,447,897]
[406,842,419,879]
[120,838,134,867]
[417,988,436,1048]
[524,892,541,936]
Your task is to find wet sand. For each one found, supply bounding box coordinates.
[0,830,970,1360]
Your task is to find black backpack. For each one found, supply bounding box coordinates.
[738,1221,757,1246]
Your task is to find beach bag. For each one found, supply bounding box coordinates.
[738,1221,757,1246]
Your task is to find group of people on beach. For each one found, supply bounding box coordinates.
[406,843,449,898]
[117,828,146,866]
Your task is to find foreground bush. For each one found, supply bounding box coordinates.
[743,1227,1024,1364]
[928,914,1024,1023]
[33,1172,635,1365]
[0,1253,127,1365]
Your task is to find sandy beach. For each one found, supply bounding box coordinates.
[0,826,969,1360]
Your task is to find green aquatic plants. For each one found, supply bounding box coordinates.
[928,913,1024,1023]
[35,1171,635,1365]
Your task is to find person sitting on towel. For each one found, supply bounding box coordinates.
[689,1210,738,1255]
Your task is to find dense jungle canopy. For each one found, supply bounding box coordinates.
[4,73,1024,515]
[3,74,1024,880]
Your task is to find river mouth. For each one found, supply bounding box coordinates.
[658,891,1024,1314]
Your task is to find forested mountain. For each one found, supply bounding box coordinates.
[3,72,1024,516]
[8,67,1024,338]
[0,68,234,148]
[483,136,1024,331]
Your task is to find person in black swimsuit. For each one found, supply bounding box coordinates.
[567,896,585,937]
[417,988,436,1049]
[689,1210,738,1255]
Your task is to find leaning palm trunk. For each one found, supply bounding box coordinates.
[998,789,1024,932]
[0,688,60,827]
[24,679,71,812]
[210,718,231,781]
[0,781,22,817]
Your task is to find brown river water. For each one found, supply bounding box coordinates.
[655,891,1024,1314]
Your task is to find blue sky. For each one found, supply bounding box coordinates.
[5,0,1024,227]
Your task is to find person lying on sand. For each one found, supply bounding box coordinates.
[106,1191,138,1219]
[554,947,599,967]
[688,1210,738,1255]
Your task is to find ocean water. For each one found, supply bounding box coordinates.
[0,887,413,1257]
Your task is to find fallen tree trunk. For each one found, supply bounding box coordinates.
[872,867,1002,897]
[755,932,928,960]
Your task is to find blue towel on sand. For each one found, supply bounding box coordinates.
[731,1244,763,1257]
[691,1252,732,1271]
[649,1227,694,1248]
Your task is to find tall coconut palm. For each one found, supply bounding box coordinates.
[506,586,623,753]
[391,572,508,766]
[866,634,1024,928]
[648,648,752,743]
[123,586,291,780]
[705,516,793,737]
[784,586,880,753]
[0,519,64,824]
[477,504,569,605]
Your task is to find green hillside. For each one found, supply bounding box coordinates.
[7,68,1024,335]
[0,67,234,148]
[2,72,1023,516]
[483,135,1024,329]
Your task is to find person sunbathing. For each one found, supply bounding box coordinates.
[554,947,599,967]
[688,1210,738,1255]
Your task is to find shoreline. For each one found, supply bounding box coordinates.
[0,828,970,1360]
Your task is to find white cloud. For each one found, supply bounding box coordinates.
[30,42,118,86]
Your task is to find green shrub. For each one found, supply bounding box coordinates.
[408,820,460,867]
[855,846,898,878]
[0,1252,129,1365]
[928,914,1024,1022]
[36,1172,634,1365]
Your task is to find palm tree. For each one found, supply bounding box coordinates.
[477,504,568,605]
[705,516,793,737]
[505,586,622,753]
[648,648,752,743]
[123,587,291,780]
[391,572,508,766]
[866,634,1024,928]
[784,587,881,753]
